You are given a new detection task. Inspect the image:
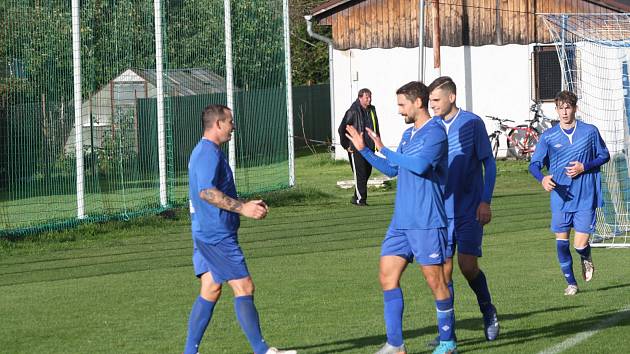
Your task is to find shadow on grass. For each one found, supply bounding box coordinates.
[458,307,630,353]
[296,306,582,353]
[596,282,630,292]
[295,327,435,353]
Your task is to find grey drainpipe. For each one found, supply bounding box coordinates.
[304,15,336,157]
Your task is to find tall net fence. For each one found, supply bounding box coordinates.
[543,13,630,248]
[0,0,292,236]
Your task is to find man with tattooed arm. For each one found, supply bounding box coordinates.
[182,104,296,354]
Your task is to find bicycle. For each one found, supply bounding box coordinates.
[487,102,559,160]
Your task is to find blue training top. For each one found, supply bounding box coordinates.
[529,120,610,212]
[359,117,448,229]
[188,138,240,243]
[438,109,496,219]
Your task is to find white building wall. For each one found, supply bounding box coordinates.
[332,44,553,160]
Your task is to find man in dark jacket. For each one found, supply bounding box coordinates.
[338,88,380,206]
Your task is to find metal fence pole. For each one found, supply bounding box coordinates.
[224,0,236,178]
[154,0,167,207]
[71,0,85,219]
[282,0,295,186]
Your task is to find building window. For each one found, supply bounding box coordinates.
[534,46,563,101]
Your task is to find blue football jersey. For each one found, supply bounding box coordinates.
[188,139,240,243]
[438,110,495,218]
[378,118,449,229]
[530,121,609,212]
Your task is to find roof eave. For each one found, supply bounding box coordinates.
[310,0,630,21]
[310,0,360,21]
[587,0,630,12]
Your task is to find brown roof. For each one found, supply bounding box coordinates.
[310,0,630,20]
[310,0,357,19]
[597,0,630,12]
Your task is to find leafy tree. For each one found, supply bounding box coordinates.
[289,0,330,85]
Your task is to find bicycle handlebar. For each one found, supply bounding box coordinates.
[485,115,514,123]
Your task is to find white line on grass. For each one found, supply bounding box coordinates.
[537,305,630,354]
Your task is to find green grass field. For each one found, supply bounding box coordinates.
[1,151,628,353]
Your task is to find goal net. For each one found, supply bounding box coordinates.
[543,13,630,247]
[0,0,293,236]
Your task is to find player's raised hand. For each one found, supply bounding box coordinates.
[345,125,365,151]
[241,200,268,219]
[476,202,492,225]
[565,161,584,178]
[365,127,384,150]
[541,175,556,192]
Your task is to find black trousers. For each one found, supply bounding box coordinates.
[348,151,372,203]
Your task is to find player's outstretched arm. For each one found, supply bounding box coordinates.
[360,147,398,177]
[379,130,446,176]
[380,147,431,175]
[200,188,268,219]
[346,125,398,176]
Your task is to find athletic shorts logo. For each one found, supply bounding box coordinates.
[429,253,440,259]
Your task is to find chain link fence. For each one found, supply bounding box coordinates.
[0,0,293,236]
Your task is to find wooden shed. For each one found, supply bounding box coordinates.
[307,0,630,159]
[311,0,630,49]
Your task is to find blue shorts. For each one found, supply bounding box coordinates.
[380,227,448,265]
[551,210,597,234]
[192,235,250,283]
[446,217,484,258]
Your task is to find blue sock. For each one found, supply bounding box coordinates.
[383,288,404,346]
[184,296,215,354]
[436,297,455,342]
[434,281,455,338]
[575,244,591,260]
[556,239,577,285]
[468,271,493,314]
[234,295,269,354]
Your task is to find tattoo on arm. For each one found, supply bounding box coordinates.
[201,188,243,213]
[202,189,215,201]
[220,194,243,212]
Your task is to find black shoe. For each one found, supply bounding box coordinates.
[483,304,500,341]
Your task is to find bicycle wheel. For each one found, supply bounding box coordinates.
[508,126,540,159]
